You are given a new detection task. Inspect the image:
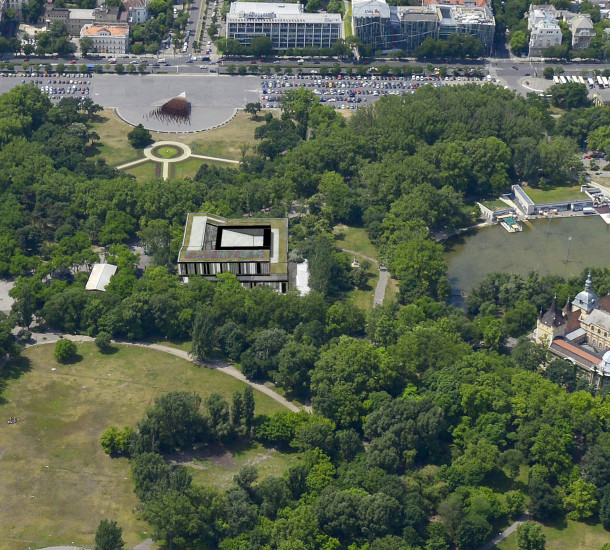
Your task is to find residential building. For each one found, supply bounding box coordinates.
[352,0,494,55]
[527,4,563,56]
[178,213,289,293]
[569,14,595,50]
[44,5,123,36]
[536,273,610,387]
[80,23,129,54]
[123,0,149,25]
[226,2,342,49]
[4,0,23,21]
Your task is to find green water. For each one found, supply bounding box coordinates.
[445,216,610,296]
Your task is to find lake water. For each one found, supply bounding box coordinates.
[445,216,610,297]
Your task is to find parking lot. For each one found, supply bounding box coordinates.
[259,73,492,109]
[0,71,92,102]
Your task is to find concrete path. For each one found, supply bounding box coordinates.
[190,154,240,164]
[115,157,148,170]
[475,513,531,550]
[24,333,302,413]
[374,267,389,307]
[339,248,378,264]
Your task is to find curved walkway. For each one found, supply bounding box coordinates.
[24,332,302,413]
[475,512,531,550]
[115,140,240,180]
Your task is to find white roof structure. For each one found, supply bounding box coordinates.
[352,0,391,19]
[228,2,341,23]
[86,263,117,291]
[295,259,310,295]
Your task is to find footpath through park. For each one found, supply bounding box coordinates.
[22,332,303,413]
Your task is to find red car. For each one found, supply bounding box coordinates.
[23,57,29,62]
[70,60,76,64]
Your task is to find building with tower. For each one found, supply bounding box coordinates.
[536,273,610,387]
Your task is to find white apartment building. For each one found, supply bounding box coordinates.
[226,2,342,49]
[80,24,129,54]
[123,0,149,25]
[528,5,562,56]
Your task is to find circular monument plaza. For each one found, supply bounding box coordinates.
[90,74,260,132]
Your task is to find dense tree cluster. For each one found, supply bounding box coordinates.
[2,82,610,548]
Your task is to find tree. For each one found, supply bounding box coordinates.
[244,102,262,120]
[564,478,598,520]
[115,62,124,74]
[80,36,94,57]
[547,82,591,109]
[517,521,545,550]
[95,519,124,550]
[455,513,492,549]
[127,123,152,148]
[249,35,273,58]
[510,31,529,56]
[95,331,113,353]
[543,66,555,80]
[528,478,564,521]
[100,425,133,455]
[54,338,78,363]
[243,386,255,436]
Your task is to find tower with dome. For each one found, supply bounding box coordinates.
[536,272,610,387]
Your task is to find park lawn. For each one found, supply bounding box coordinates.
[170,158,237,180]
[88,109,138,165]
[0,343,286,550]
[163,110,265,161]
[524,185,585,204]
[188,441,299,490]
[334,225,379,261]
[496,519,610,550]
[124,160,159,181]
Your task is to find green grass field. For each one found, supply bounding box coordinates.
[124,160,159,181]
[496,519,610,550]
[0,343,287,550]
[154,146,180,159]
[523,185,585,204]
[481,199,511,211]
[334,225,379,261]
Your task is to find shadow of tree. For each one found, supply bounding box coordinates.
[0,356,32,405]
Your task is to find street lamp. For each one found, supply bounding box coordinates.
[564,235,573,264]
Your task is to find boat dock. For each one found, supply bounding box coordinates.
[499,216,523,233]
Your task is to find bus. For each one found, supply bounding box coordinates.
[559,76,567,84]
[597,76,604,86]
[553,75,560,84]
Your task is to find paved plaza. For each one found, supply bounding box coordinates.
[93,74,260,131]
[0,73,261,132]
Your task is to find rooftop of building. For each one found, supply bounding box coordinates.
[550,338,602,371]
[123,0,148,9]
[398,5,440,21]
[227,3,342,22]
[352,0,391,19]
[86,263,117,291]
[422,0,490,9]
[69,8,95,19]
[81,24,129,36]
[439,4,494,23]
[178,213,288,276]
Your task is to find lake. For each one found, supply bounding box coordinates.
[445,216,610,298]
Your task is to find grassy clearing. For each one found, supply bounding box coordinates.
[124,160,159,181]
[189,441,299,490]
[524,185,585,204]
[88,111,138,166]
[155,110,264,161]
[334,225,379,261]
[481,199,511,211]
[90,109,263,166]
[0,343,286,550]
[496,519,610,550]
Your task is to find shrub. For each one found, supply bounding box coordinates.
[54,339,78,363]
[95,331,113,353]
[100,425,134,455]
